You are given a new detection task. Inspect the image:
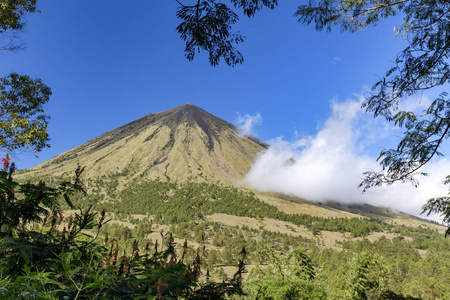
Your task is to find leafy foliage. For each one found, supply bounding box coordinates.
[293,0,450,232]
[349,252,387,300]
[0,0,38,32]
[175,0,277,66]
[0,161,250,299]
[295,1,450,188]
[10,167,450,299]
[295,0,404,33]
[0,0,38,51]
[0,73,51,154]
[245,246,327,300]
[422,195,450,237]
[0,0,51,157]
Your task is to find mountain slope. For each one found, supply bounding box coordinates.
[18,103,442,229]
[21,103,267,184]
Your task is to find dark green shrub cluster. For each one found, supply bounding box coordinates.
[101,180,392,237]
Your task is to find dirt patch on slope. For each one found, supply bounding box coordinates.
[206,213,314,239]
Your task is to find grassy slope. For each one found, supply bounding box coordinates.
[18,121,265,185]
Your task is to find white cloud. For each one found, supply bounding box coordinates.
[332,56,342,64]
[241,94,449,222]
[235,112,262,137]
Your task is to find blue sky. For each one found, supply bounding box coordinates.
[3,0,404,167]
[4,1,449,219]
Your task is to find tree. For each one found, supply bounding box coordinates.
[246,246,326,299]
[349,252,387,300]
[175,0,277,67]
[0,0,51,155]
[293,0,450,225]
[294,0,450,187]
[0,0,38,52]
[0,73,51,153]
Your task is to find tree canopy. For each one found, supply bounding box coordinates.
[294,0,450,223]
[0,0,50,155]
[294,0,450,188]
[175,0,278,66]
[0,73,51,153]
[0,0,38,51]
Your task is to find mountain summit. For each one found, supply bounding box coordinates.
[22,103,267,184]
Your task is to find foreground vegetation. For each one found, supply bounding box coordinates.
[4,166,449,299]
[0,163,246,299]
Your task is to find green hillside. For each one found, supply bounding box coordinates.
[8,104,450,299]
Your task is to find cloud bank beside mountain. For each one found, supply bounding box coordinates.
[241,95,450,220]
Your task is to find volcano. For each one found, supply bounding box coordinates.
[22,103,267,184]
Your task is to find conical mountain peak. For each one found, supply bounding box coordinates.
[22,104,267,185]
[157,103,238,150]
[160,103,233,126]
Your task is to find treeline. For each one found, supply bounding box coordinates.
[93,179,434,238]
